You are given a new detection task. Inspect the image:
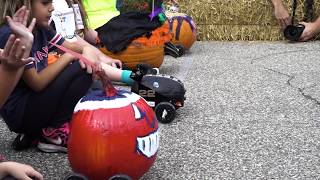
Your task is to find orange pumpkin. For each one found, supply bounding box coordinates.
[100,44,164,70]
[166,12,197,50]
[68,72,159,180]
[99,23,171,70]
[47,53,60,65]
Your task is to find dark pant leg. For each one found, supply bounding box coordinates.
[21,62,92,136]
[1,175,17,180]
[51,69,92,125]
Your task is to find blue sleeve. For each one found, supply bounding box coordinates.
[45,28,65,51]
[0,25,12,49]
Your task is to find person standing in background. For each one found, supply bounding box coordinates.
[271,0,320,41]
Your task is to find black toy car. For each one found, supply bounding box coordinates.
[64,173,131,180]
[131,65,186,123]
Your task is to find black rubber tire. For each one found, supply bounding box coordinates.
[109,174,132,180]
[155,102,176,124]
[176,45,185,57]
[64,173,88,180]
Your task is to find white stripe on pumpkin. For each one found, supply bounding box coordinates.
[73,92,142,112]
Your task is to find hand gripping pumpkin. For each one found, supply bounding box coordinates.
[68,71,159,180]
[166,12,197,50]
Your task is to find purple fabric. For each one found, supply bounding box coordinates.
[149,7,162,20]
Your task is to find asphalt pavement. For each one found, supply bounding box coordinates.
[1,41,320,179]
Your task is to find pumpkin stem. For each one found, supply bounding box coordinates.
[95,70,117,97]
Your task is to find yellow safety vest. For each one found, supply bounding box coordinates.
[83,0,120,29]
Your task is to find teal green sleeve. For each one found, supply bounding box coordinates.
[121,70,134,85]
[82,0,120,29]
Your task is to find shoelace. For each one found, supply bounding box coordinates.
[42,122,70,137]
[0,154,5,162]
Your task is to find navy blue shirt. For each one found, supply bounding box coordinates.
[0,25,64,132]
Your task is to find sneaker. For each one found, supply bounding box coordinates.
[130,63,159,81]
[0,154,5,161]
[37,123,69,153]
[12,134,37,151]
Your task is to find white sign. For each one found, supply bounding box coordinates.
[52,8,77,40]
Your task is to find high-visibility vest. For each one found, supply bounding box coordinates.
[83,0,120,29]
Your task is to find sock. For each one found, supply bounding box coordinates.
[121,70,134,85]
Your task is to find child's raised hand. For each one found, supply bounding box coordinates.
[0,35,34,70]
[6,6,36,46]
[7,6,36,33]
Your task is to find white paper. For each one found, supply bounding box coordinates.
[52,8,77,40]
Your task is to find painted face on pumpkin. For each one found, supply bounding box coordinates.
[69,89,159,179]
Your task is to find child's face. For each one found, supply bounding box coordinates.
[32,0,54,28]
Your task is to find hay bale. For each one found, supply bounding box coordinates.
[173,0,320,41]
[198,24,281,41]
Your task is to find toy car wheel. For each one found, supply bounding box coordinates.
[155,102,176,123]
[109,174,132,180]
[64,173,88,180]
[176,45,185,57]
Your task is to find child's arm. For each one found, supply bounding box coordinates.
[22,53,76,92]
[6,6,35,58]
[83,28,98,45]
[62,39,84,54]
[0,161,43,180]
[0,36,33,108]
[270,0,291,29]
[63,36,122,68]
[0,6,35,107]
[82,29,123,68]
[4,6,75,92]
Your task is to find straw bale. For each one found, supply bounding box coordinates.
[198,24,282,41]
[173,0,320,41]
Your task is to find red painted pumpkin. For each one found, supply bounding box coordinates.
[166,12,197,50]
[68,74,159,180]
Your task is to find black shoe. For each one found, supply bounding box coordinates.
[12,134,36,151]
[130,63,159,81]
